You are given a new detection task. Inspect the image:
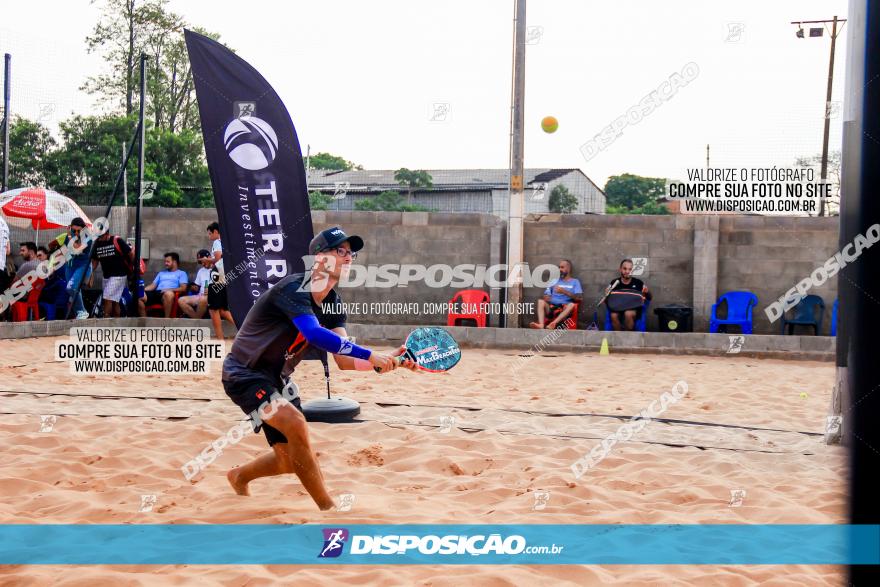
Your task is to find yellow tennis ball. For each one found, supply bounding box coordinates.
[668,320,678,331]
[541,116,558,133]
[800,392,809,399]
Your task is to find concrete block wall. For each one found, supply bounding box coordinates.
[72,207,840,334]
[717,215,839,335]
[523,214,695,330]
[311,211,505,325]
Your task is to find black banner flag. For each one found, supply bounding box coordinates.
[185,29,313,325]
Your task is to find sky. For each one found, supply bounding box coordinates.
[0,0,850,187]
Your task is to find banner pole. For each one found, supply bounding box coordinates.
[133,53,147,306]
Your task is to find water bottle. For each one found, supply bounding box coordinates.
[137,279,145,299]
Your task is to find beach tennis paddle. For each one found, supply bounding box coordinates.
[596,279,619,307]
[606,290,646,312]
[375,327,462,373]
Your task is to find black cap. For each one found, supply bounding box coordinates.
[308,226,364,255]
[197,249,211,258]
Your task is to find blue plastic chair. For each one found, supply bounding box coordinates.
[780,294,825,335]
[119,287,133,317]
[709,291,758,334]
[604,299,651,332]
[830,299,839,336]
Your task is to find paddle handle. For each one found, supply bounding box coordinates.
[374,355,404,373]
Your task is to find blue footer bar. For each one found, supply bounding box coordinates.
[1,524,878,565]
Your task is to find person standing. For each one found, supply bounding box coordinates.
[0,216,12,269]
[206,222,235,338]
[88,230,134,318]
[0,216,10,277]
[63,218,93,320]
[0,217,11,319]
[222,227,415,509]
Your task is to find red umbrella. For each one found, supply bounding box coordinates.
[0,187,92,240]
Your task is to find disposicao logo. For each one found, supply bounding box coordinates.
[318,528,349,558]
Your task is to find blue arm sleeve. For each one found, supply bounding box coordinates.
[292,314,372,360]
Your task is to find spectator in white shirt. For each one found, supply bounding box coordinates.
[177,249,213,319]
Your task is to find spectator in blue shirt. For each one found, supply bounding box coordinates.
[138,252,188,317]
[529,259,582,329]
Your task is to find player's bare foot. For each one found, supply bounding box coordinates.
[529,321,545,329]
[227,468,250,496]
[547,320,561,329]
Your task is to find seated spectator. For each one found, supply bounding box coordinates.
[138,252,188,317]
[606,258,652,331]
[529,259,582,329]
[88,229,134,318]
[14,242,39,281]
[37,245,67,308]
[177,249,213,319]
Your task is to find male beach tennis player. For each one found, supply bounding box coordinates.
[222,226,416,510]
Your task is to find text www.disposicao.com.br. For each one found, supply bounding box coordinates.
[72,360,207,373]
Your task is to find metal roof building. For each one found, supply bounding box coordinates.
[307,168,606,217]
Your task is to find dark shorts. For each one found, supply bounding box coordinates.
[143,290,169,305]
[208,283,228,310]
[222,376,303,446]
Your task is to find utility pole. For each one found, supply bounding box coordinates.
[122,142,128,207]
[791,17,846,217]
[505,0,526,328]
[2,54,10,193]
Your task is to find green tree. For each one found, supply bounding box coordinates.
[304,152,362,171]
[604,173,668,214]
[354,190,430,212]
[84,0,166,116]
[547,185,578,213]
[0,116,58,189]
[143,126,211,207]
[84,0,224,133]
[49,114,211,207]
[309,190,334,210]
[394,168,433,203]
[50,114,138,200]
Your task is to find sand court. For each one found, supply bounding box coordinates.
[0,336,845,585]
